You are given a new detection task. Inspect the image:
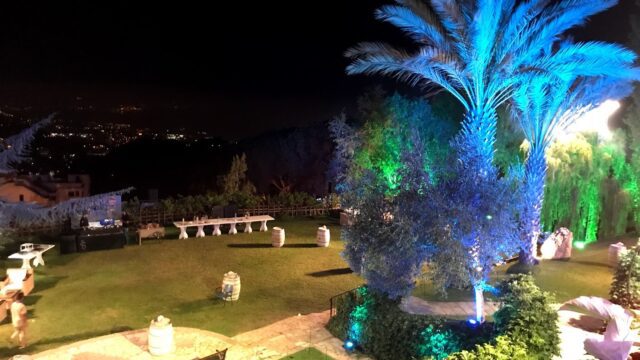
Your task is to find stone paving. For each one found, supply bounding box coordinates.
[399,296,500,317]
[27,311,367,360]
[19,297,630,360]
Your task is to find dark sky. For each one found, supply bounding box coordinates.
[0,0,635,138]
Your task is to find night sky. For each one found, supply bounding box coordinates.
[0,1,636,139]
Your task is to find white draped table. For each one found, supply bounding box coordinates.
[8,244,55,269]
[173,215,275,239]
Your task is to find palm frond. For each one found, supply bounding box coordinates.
[511,0,618,69]
[344,42,411,60]
[376,5,447,47]
[0,114,54,173]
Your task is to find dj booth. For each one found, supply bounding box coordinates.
[60,227,126,254]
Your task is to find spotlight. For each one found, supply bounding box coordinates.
[574,241,586,250]
[344,340,356,351]
[467,318,478,327]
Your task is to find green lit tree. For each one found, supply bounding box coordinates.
[622,0,640,231]
[346,0,632,268]
[512,71,637,261]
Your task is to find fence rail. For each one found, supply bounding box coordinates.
[239,206,335,217]
[135,205,339,225]
[10,224,64,236]
[8,205,340,234]
[329,287,360,319]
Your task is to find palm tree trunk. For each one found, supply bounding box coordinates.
[456,109,499,178]
[474,283,485,323]
[519,144,547,265]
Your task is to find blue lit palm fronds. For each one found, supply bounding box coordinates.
[511,45,640,262]
[346,0,620,171]
[0,115,54,173]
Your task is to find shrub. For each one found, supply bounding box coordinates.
[493,275,560,359]
[445,336,528,360]
[610,243,640,308]
[327,287,491,360]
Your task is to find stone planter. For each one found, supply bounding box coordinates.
[272,227,285,247]
[148,315,174,356]
[316,226,330,247]
[222,271,241,301]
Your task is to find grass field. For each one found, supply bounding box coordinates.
[279,347,334,360]
[0,215,629,357]
[414,235,631,303]
[0,217,362,357]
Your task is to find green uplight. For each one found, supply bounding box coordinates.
[574,241,586,250]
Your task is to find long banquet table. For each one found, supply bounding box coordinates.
[173,215,275,239]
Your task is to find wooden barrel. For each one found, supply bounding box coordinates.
[609,242,627,268]
[222,271,241,301]
[316,226,330,247]
[272,227,285,247]
[148,316,174,356]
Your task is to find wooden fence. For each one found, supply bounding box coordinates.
[7,205,339,234]
[136,205,338,225]
[9,223,64,236]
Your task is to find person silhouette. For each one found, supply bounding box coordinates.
[10,291,28,349]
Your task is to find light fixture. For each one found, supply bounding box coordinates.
[344,340,356,351]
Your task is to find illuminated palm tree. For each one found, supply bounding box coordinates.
[344,0,637,322]
[347,0,623,175]
[347,0,633,265]
[512,59,639,264]
[0,115,53,174]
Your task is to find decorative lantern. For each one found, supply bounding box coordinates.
[272,227,285,247]
[148,315,174,356]
[221,271,241,301]
[316,226,330,247]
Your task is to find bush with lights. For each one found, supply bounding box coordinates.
[328,277,558,359]
[492,275,560,359]
[610,242,640,309]
[327,286,492,360]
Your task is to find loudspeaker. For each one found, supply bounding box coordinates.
[76,229,126,252]
[60,234,78,254]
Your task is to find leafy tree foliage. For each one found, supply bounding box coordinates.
[333,102,520,320]
[610,241,640,308]
[512,74,637,263]
[222,154,256,203]
[541,132,637,242]
[493,275,560,359]
[446,336,528,360]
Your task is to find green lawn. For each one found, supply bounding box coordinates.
[0,215,628,357]
[414,236,631,303]
[280,347,334,360]
[0,217,362,357]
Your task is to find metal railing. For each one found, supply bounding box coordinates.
[329,287,360,319]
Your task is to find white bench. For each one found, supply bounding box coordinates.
[173,215,275,239]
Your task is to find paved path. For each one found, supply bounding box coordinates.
[23,297,632,360]
[28,311,368,360]
[399,296,500,317]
